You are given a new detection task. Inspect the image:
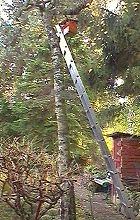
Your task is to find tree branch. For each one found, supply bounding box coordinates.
[63,0,93,15]
[100,7,119,17]
[15,0,51,21]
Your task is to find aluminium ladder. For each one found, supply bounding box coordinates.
[55,24,135,220]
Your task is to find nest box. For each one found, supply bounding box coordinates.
[60,19,78,35]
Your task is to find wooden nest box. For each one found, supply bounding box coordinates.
[60,19,78,35]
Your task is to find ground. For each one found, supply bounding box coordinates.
[0,175,139,219]
[74,175,126,220]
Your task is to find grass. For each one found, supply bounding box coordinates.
[0,202,20,220]
[0,201,59,220]
[76,199,94,220]
[0,200,94,220]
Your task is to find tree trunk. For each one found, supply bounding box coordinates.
[42,7,76,220]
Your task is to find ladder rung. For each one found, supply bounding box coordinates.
[69,64,72,69]
[109,170,119,175]
[108,170,114,174]
[103,155,109,159]
[115,186,121,191]
[80,92,86,97]
[91,125,96,129]
[98,139,104,143]
[114,185,125,192]
[121,202,127,207]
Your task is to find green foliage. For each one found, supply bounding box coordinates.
[0,11,57,151]
[0,202,19,220]
[101,1,140,95]
[41,208,59,220]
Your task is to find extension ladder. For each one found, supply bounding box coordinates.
[55,24,135,220]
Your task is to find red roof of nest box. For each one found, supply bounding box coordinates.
[60,19,78,35]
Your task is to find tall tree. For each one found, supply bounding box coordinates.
[42,6,75,220]
[40,1,95,219]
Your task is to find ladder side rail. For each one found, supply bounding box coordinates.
[56,25,135,220]
[57,27,126,164]
[67,65,134,217]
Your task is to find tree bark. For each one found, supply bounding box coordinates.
[42,7,76,220]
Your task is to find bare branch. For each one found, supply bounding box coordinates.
[0,139,64,219]
[15,0,51,20]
